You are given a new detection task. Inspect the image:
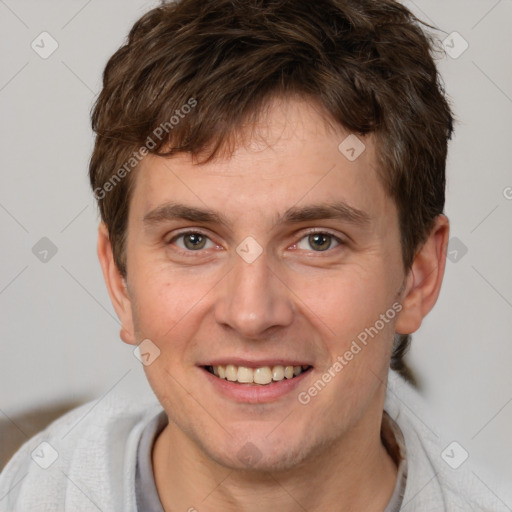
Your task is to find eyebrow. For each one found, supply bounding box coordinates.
[142,201,372,230]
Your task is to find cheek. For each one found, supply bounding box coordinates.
[131,273,208,398]
[293,263,399,385]
[295,267,390,336]
[129,269,208,347]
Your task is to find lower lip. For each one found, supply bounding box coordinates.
[200,367,313,404]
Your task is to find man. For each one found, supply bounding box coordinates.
[0,0,506,510]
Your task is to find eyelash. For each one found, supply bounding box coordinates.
[167,229,346,256]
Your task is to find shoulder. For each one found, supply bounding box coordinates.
[385,370,508,512]
[0,391,163,512]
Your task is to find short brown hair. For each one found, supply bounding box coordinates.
[89,0,454,379]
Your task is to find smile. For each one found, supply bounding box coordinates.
[204,364,312,385]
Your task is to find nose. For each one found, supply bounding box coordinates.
[214,249,294,339]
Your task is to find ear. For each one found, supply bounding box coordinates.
[395,214,450,335]
[97,223,136,345]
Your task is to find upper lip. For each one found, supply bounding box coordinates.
[199,358,313,368]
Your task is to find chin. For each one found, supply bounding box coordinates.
[203,432,312,473]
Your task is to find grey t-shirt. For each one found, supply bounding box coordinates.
[134,410,408,512]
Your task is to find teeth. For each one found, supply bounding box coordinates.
[237,366,253,383]
[208,364,309,385]
[272,365,284,381]
[225,364,237,381]
[254,367,273,384]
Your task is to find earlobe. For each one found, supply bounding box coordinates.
[394,214,450,335]
[96,223,136,345]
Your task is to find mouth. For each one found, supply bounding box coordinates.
[202,364,313,385]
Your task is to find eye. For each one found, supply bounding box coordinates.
[296,232,341,252]
[170,231,216,251]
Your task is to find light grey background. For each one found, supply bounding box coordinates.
[1,0,511,505]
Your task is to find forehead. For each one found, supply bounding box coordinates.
[129,97,394,230]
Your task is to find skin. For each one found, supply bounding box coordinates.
[98,97,449,512]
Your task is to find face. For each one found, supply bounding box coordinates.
[118,98,408,471]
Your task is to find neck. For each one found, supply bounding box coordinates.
[153,401,398,512]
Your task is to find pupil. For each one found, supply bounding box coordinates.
[185,233,206,250]
[310,233,330,251]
